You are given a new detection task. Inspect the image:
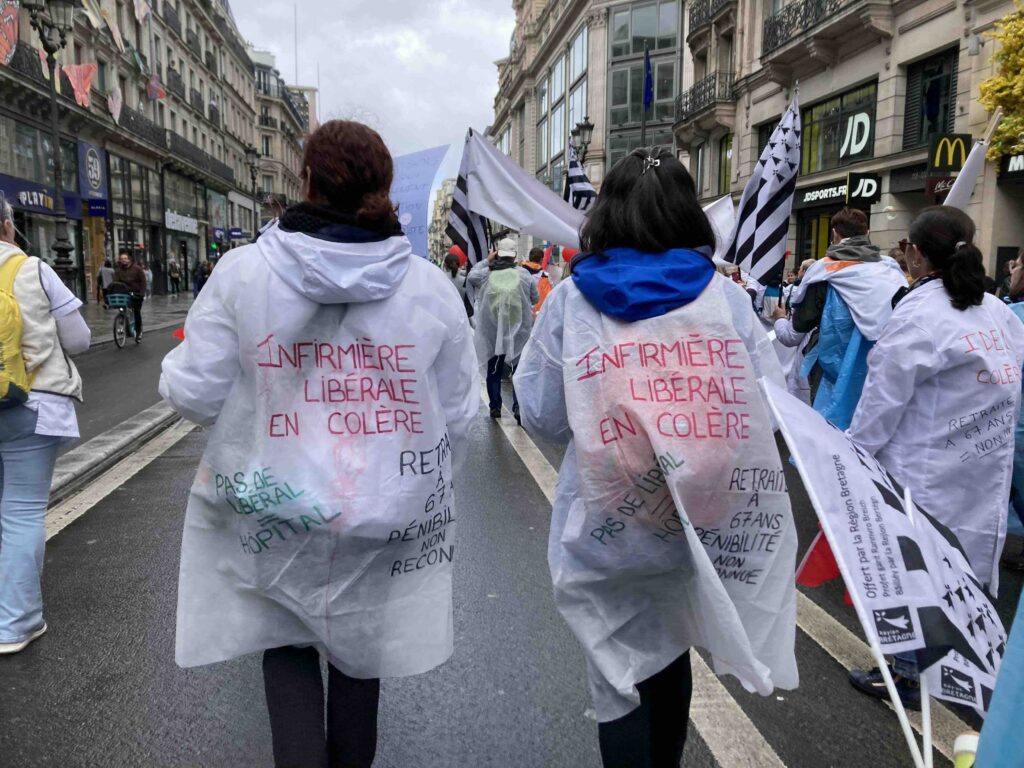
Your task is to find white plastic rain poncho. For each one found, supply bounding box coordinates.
[850,279,1024,595]
[160,221,479,676]
[467,259,539,363]
[514,272,798,721]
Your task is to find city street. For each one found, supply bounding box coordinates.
[2,343,1021,768]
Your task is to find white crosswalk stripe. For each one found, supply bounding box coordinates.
[485,390,970,766]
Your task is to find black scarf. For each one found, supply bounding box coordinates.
[278,202,403,241]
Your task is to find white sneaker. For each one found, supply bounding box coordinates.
[0,623,47,655]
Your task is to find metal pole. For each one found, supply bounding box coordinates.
[44,42,75,290]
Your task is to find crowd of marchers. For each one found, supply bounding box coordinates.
[1,118,1022,768]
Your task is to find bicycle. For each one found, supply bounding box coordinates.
[107,292,141,348]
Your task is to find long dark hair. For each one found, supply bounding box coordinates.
[579,147,715,254]
[443,252,460,278]
[909,206,985,311]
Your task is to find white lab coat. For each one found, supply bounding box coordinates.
[773,316,810,404]
[514,275,798,721]
[850,280,1024,594]
[160,224,479,675]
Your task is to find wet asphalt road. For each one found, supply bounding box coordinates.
[1,361,1022,767]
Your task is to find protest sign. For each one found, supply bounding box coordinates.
[391,144,448,259]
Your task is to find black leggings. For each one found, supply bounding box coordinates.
[598,652,693,768]
[263,645,380,768]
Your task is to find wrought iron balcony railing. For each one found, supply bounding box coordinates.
[763,0,850,55]
[121,106,167,148]
[689,0,734,35]
[190,87,204,113]
[161,1,182,37]
[675,71,735,122]
[166,66,185,99]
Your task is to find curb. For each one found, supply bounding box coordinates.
[81,319,185,353]
[49,402,181,506]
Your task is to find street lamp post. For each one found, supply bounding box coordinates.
[245,144,260,237]
[23,0,76,289]
[571,116,595,164]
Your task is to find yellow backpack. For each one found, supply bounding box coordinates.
[0,254,31,408]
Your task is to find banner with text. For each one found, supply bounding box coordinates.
[391,144,449,259]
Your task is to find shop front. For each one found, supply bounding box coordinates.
[164,169,202,290]
[206,189,228,262]
[78,140,109,303]
[792,174,878,262]
[108,152,163,290]
[993,153,1024,277]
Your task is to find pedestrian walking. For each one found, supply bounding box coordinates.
[96,258,115,307]
[143,261,153,298]
[467,236,538,421]
[0,197,90,655]
[847,206,1024,708]
[514,148,797,768]
[160,119,478,768]
[168,260,182,296]
[779,208,906,428]
[113,250,147,341]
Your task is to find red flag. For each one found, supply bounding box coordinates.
[172,327,185,341]
[64,64,97,108]
[540,244,554,272]
[796,530,841,587]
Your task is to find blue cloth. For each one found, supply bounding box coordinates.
[0,406,61,643]
[571,247,715,323]
[643,49,653,111]
[801,286,873,430]
[976,590,1024,767]
[1007,303,1024,536]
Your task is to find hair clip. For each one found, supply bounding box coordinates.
[641,156,661,175]
[955,240,969,250]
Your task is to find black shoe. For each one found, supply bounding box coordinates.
[489,408,501,419]
[849,667,921,710]
[514,409,521,426]
[135,332,143,343]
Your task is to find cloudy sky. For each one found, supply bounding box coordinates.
[234,0,516,157]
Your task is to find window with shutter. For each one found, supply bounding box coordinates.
[946,51,959,134]
[902,47,958,151]
[902,66,922,152]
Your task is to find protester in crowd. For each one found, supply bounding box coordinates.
[847,206,1024,708]
[160,119,478,768]
[168,260,182,297]
[192,260,212,297]
[467,236,538,421]
[443,250,474,324]
[520,246,553,316]
[888,246,911,283]
[96,258,115,307]
[143,261,153,298]
[515,148,796,768]
[113,250,147,341]
[0,198,90,655]
[775,208,905,428]
[997,258,1014,299]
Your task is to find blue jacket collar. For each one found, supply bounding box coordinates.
[571,247,715,322]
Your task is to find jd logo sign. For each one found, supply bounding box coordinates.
[840,113,872,158]
[929,134,971,174]
[846,172,881,204]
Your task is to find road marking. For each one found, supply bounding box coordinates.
[46,420,196,541]
[487,389,970,765]
[483,391,785,767]
[796,593,966,761]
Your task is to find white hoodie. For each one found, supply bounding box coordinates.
[160,222,479,676]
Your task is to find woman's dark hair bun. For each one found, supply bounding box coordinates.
[908,206,985,311]
[302,119,399,233]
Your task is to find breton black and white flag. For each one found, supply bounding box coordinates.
[725,95,801,285]
[764,380,1007,714]
[564,145,596,211]
[446,168,489,266]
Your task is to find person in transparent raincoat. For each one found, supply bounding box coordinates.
[160,121,479,768]
[514,148,798,768]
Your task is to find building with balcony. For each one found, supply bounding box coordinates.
[428,178,457,264]
[0,0,261,298]
[250,48,309,224]
[492,0,686,255]
[674,0,1024,275]
[289,84,320,135]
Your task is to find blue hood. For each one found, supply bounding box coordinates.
[571,247,715,322]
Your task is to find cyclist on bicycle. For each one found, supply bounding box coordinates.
[113,250,146,341]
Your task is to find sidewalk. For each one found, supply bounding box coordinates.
[81,293,194,348]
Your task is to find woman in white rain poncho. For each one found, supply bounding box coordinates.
[159,121,479,768]
[848,206,1024,708]
[514,148,798,768]
[467,237,538,420]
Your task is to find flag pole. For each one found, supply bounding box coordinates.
[762,381,926,768]
[904,485,934,768]
[640,44,649,147]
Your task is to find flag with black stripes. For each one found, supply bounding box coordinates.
[446,157,489,266]
[563,145,596,211]
[725,95,801,284]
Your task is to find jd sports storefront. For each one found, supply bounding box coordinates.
[792,173,880,262]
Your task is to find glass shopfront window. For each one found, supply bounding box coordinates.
[801,81,877,175]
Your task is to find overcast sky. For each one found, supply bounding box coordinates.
[234,0,515,157]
